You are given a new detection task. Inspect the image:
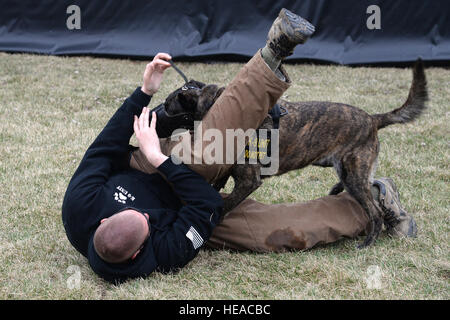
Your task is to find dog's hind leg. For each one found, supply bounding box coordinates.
[368,151,379,185]
[337,149,383,248]
[313,156,344,195]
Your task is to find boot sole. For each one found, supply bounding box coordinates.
[278,8,315,43]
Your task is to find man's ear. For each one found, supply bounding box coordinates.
[100,218,107,224]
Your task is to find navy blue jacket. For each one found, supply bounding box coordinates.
[62,87,223,283]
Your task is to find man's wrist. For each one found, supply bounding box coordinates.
[141,86,156,96]
[150,153,169,168]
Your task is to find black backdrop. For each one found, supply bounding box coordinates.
[1,0,449,65]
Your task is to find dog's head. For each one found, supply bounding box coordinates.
[164,79,225,120]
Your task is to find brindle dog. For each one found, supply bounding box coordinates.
[161,60,428,248]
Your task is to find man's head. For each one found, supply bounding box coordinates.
[93,209,150,263]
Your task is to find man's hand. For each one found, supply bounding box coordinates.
[141,53,172,96]
[134,107,168,168]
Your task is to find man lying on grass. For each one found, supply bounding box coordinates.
[62,9,416,283]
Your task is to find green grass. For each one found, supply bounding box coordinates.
[0,52,448,299]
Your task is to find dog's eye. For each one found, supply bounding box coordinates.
[181,85,188,91]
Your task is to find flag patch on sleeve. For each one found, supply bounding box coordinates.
[186,226,204,249]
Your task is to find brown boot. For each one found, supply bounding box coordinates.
[266,8,315,59]
[373,178,418,238]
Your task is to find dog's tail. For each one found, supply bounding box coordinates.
[373,59,428,130]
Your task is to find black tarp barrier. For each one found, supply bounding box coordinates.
[0,0,449,65]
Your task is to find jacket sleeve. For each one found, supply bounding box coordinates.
[152,157,224,272]
[64,88,151,209]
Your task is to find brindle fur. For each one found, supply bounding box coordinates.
[162,60,428,248]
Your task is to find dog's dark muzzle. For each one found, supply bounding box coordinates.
[150,103,195,138]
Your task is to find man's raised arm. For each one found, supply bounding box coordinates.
[63,53,172,209]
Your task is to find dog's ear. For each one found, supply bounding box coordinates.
[177,91,199,111]
[196,85,222,118]
[215,87,225,101]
